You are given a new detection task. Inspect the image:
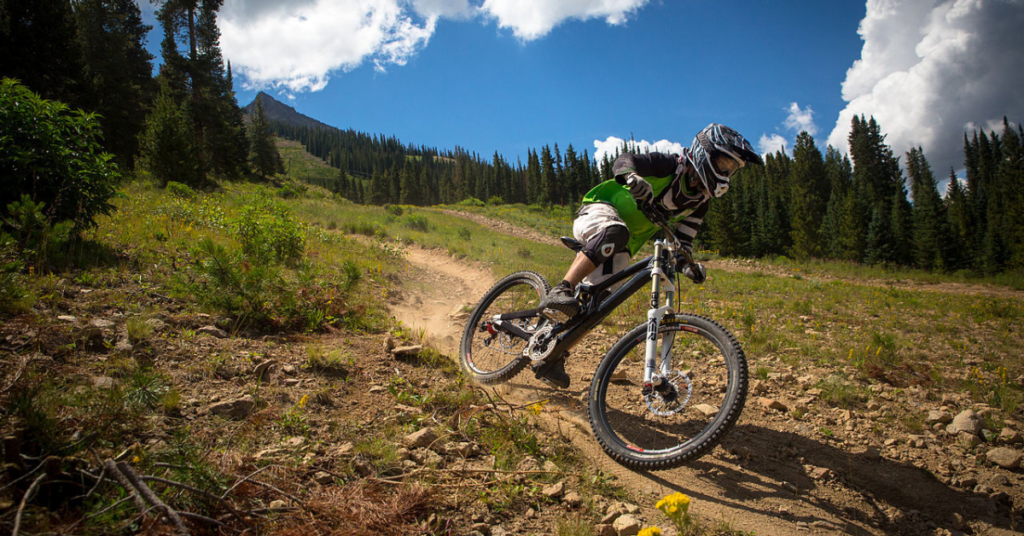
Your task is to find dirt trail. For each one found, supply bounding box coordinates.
[386,216,1023,536]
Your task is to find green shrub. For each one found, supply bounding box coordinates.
[385,205,404,216]
[402,214,432,232]
[486,196,504,206]
[456,197,485,207]
[0,232,33,315]
[457,226,472,241]
[5,195,75,269]
[0,78,121,232]
[185,238,289,328]
[234,193,305,266]
[165,181,196,199]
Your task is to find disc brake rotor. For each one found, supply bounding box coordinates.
[644,370,693,416]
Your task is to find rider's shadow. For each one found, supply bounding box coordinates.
[641,424,1018,535]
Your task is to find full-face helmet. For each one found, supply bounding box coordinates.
[688,124,763,198]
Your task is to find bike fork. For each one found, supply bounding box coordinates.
[643,242,676,391]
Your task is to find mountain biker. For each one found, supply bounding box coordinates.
[534,123,764,388]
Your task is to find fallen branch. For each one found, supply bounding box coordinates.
[141,475,250,529]
[12,473,45,536]
[0,356,29,395]
[105,460,189,535]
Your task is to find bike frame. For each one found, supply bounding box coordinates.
[489,220,692,390]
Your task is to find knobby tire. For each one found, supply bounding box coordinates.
[459,271,550,385]
[588,314,747,470]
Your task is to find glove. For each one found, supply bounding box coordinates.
[682,262,706,284]
[625,173,653,203]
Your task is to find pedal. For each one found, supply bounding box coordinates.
[540,306,570,323]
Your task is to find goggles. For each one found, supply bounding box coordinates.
[711,154,742,178]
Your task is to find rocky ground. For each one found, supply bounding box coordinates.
[390,222,1024,536]
[2,214,1022,535]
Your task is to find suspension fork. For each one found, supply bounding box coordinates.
[643,242,676,388]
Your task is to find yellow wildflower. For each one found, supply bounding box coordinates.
[637,528,662,536]
[299,394,309,409]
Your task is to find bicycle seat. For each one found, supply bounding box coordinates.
[560,237,584,252]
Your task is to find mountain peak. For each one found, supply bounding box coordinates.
[244,93,334,131]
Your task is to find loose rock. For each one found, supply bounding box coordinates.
[404,427,438,449]
[209,396,255,420]
[612,514,640,536]
[198,325,228,339]
[947,410,983,436]
[986,447,1022,469]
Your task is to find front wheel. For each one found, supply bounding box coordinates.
[588,314,747,470]
[459,271,550,384]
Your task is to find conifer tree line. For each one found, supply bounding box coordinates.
[271,122,617,207]
[701,116,1024,274]
[0,0,282,185]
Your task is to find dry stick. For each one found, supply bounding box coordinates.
[244,478,303,507]
[0,356,29,395]
[141,476,251,529]
[220,465,279,500]
[176,511,232,530]
[114,461,190,536]
[74,465,106,501]
[102,460,148,513]
[12,472,46,536]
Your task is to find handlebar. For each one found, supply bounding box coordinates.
[643,203,695,269]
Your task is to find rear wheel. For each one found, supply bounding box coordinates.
[459,271,550,384]
[588,314,747,470]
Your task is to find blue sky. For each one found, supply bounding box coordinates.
[142,0,1024,178]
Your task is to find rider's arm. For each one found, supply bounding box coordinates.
[612,152,680,183]
[673,201,709,253]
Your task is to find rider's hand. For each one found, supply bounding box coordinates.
[682,262,706,284]
[625,173,653,203]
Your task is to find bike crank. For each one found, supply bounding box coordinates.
[525,325,557,361]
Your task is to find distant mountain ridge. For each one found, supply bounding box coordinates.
[243,92,334,131]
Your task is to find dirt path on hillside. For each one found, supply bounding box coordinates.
[387,241,1022,536]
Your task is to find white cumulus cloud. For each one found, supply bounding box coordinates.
[827,0,1024,175]
[478,0,649,40]
[758,133,788,156]
[217,0,650,93]
[756,101,816,156]
[784,102,817,136]
[593,136,686,164]
[219,0,437,93]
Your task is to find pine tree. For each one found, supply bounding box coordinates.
[248,94,283,179]
[74,0,155,169]
[944,168,969,269]
[788,132,828,258]
[540,145,557,206]
[139,81,202,187]
[906,147,950,270]
[155,0,248,180]
[0,0,89,107]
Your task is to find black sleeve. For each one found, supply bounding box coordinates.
[673,200,709,253]
[612,152,681,184]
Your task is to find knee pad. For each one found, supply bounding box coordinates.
[581,224,630,267]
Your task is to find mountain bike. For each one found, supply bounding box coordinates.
[458,210,748,470]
